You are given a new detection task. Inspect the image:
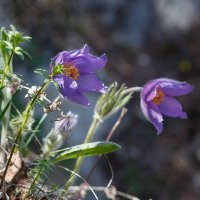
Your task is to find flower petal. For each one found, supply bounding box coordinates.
[50,45,107,74]
[49,50,81,74]
[49,45,91,73]
[76,74,107,93]
[159,96,187,119]
[141,98,163,134]
[157,78,194,96]
[74,44,107,73]
[143,78,194,101]
[66,92,89,106]
[81,44,90,54]
[141,80,159,102]
[53,74,77,91]
[72,54,107,73]
[53,75,89,106]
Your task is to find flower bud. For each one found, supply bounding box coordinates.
[10,110,35,135]
[94,82,132,121]
[42,111,78,157]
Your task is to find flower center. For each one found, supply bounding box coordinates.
[63,63,80,80]
[152,88,165,105]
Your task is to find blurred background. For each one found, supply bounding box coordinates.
[0,0,200,199]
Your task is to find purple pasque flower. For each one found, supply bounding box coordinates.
[140,78,194,134]
[50,44,107,106]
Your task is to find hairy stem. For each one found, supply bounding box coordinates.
[88,108,127,180]
[77,108,127,199]
[0,81,50,189]
[0,90,11,167]
[61,117,99,195]
[0,48,15,167]
[83,118,99,144]
[122,86,142,95]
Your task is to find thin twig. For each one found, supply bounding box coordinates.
[68,186,140,200]
[58,165,98,200]
[8,183,140,200]
[106,108,128,141]
[99,155,114,200]
[77,108,127,199]
[86,108,127,181]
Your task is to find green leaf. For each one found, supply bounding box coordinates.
[0,86,5,91]
[0,42,6,63]
[22,36,32,41]
[1,27,8,41]
[52,81,60,91]
[15,46,23,52]
[34,68,49,79]
[0,90,19,120]
[7,25,31,46]
[0,28,8,62]
[5,73,14,82]
[52,63,64,76]
[15,50,24,60]
[2,41,13,50]
[15,47,31,59]
[53,141,121,163]
[10,24,17,32]
[0,86,5,101]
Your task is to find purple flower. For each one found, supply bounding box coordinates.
[140,78,194,134]
[50,44,107,106]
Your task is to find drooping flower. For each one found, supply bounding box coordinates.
[140,78,194,134]
[42,111,78,156]
[49,44,107,106]
[54,111,78,138]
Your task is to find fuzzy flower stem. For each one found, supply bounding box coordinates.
[83,118,99,144]
[88,109,127,177]
[0,80,50,189]
[122,86,143,95]
[61,86,138,194]
[0,94,11,167]
[61,117,100,195]
[76,108,127,199]
[0,48,15,167]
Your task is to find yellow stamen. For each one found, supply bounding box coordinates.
[152,88,165,105]
[63,63,80,80]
